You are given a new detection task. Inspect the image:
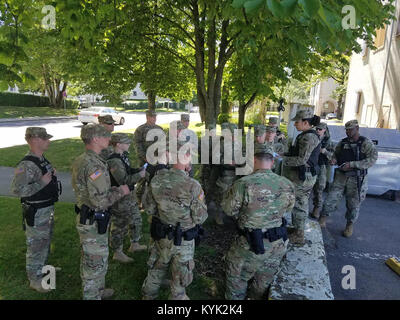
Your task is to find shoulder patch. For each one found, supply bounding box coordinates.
[198,190,204,201]
[15,167,25,174]
[90,170,103,181]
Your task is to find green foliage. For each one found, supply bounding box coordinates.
[217,113,232,125]
[0,92,78,109]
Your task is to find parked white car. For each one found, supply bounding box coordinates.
[78,107,125,125]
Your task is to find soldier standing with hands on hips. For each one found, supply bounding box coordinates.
[71,124,130,300]
[11,127,61,293]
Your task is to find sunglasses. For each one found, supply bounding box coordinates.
[316,128,324,131]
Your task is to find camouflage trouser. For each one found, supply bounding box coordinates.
[225,237,287,300]
[142,238,195,300]
[76,216,109,300]
[312,165,328,209]
[215,171,236,220]
[285,170,317,231]
[110,198,142,250]
[25,205,54,282]
[321,171,368,223]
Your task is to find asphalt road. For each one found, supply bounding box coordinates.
[0,111,201,148]
[320,194,400,300]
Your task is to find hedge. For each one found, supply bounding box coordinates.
[0,92,79,109]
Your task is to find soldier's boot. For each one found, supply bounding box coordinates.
[318,216,328,228]
[128,242,147,252]
[100,288,114,299]
[29,280,51,293]
[113,250,134,263]
[342,222,354,238]
[288,229,305,246]
[310,207,320,219]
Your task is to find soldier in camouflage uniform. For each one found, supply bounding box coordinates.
[71,124,130,300]
[215,122,240,225]
[282,109,321,245]
[107,133,147,264]
[310,123,336,219]
[11,127,60,293]
[98,115,116,160]
[319,120,378,237]
[133,110,165,206]
[221,144,295,300]
[142,142,208,300]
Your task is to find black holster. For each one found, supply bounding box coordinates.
[174,222,183,246]
[76,204,95,225]
[22,203,37,229]
[247,229,265,255]
[94,211,111,235]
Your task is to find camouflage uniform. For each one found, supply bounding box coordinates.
[221,144,295,300]
[142,168,208,300]
[268,117,287,147]
[71,125,126,300]
[312,123,336,211]
[320,121,378,224]
[10,128,57,286]
[282,110,320,233]
[107,134,144,252]
[132,111,164,203]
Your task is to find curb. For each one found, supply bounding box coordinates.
[0,116,78,123]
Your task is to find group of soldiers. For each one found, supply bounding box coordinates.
[11,108,378,300]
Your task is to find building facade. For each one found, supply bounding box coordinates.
[343,4,400,129]
[309,78,339,118]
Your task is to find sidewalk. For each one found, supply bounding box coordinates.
[0,166,75,202]
[0,116,77,123]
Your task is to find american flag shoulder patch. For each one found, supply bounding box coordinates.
[15,167,25,174]
[198,191,204,201]
[90,170,103,181]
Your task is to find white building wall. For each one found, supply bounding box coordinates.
[344,5,400,129]
[310,78,338,117]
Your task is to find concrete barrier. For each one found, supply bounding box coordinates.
[269,215,334,300]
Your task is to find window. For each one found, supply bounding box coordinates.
[374,25,387,49]
[133,91,137,96]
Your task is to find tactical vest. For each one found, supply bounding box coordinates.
[292,130,321,171]
[336,136,367,166]
[318,136,330,166]
[20,155,60,203]
[108,153,131,187]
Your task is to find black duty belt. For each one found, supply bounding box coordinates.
[21,199,55,209]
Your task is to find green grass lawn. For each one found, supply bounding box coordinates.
[0,196,223,300]
[0,106,78,119]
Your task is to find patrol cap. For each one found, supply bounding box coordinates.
[291,109,314,121]
[254,125,267,137]
[316,122,328,130]
[345,120,359,129]
[146,110,157,117]
[81,124,111,141]
[98,115,116,125]
[221,122,238,134]
[181,114,190,121]
[268,117,279,125]
[110,133,131,145]
[254,143,274,156]
[265,125,277,133]
[25,127,53,140]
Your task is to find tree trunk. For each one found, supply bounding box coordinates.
[221,84,231,114]
[147,91,156,110]
[238,92,257,130]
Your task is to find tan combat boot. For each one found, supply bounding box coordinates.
[100,288,114,299]
[29,280,51,293]
[342,222,354,238]
[318,216,328,228]
[113,250,134,263]
[310,207,320,219]
[288,229,305,245]
[128,242,147,252]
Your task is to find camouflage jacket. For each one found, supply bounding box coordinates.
[283,130,320,167]
[221,169,295,230]
[71,150,125,211]
[145,168,208,231]
[11,151,54,198]
[107,152,143,202]
[99,146,114,161]
[133,123,164,165]
[333,137,378,170]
